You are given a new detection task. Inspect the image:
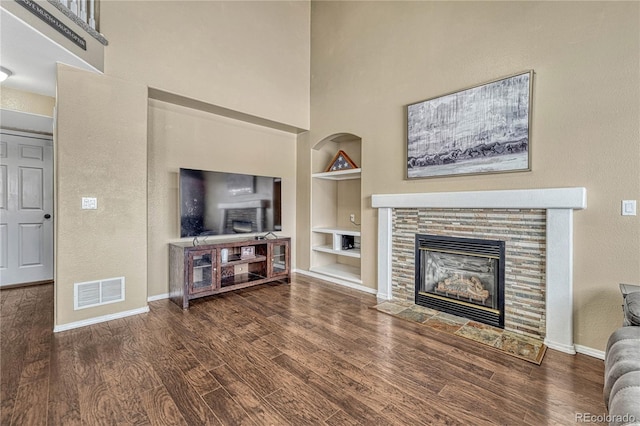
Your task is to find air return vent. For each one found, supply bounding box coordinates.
[74,277,125,310]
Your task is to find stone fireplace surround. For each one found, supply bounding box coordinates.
[372,187,587,355]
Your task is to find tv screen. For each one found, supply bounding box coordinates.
[179,168,282,238]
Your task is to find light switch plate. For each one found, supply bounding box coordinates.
[82,197,97,210]
[622,200,637,216]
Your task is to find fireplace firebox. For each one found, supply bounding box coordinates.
[415,234,505,328]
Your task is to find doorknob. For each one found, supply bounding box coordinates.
[44,214,51,219]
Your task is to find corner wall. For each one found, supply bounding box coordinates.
[55,64,148,326]
[304,1,640,351]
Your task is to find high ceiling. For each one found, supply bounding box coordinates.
[0,7,98,98]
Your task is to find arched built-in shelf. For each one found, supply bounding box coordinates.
[309,133,362,286]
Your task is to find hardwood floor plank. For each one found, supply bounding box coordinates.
[140,385,190,426]
[149,355,223,425]
[201,386,257,425]
[264,383,338,425]
[324,409,361,426]
[438,381,527,425]
[9,379,49,425]
[47,333,82,425]
[208,364,291,426]
[271,352,395,425]
[1,286,41,424]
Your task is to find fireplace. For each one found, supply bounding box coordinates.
[373,187,587,353]
[415,234,505,328]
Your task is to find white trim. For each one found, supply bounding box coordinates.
[575,344,605,360]
[295,269,377,295]
[53,306,149,332]
[372,187,587,356]
[147,293,169,302]
[372,187,586,210]
[377,207,393,301]
[545,339,577,355]
[544,209,575,354]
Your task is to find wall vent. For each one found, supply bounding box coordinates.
[74,277,125,310]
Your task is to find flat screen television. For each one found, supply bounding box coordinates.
[179,168,282,238]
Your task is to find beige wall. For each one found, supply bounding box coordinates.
[101,0,310,129]
[55,64,148,325]
[301,1,640,350]
[147,99,298,298]
[0,87,55,116]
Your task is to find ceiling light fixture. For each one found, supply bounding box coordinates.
[0,66,13,83]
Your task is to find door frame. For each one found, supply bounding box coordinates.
[0,110,55,288]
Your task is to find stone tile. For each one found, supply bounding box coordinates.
[493,331,546,364]
[407,304,440,316]
[455,321,502,346]
[373,301,407,315]
[396,307,435,323]
[432,311,469,325]
[424,316,465,334]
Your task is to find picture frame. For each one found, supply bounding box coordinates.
[407,71,533,179]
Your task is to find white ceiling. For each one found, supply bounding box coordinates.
[0,6,98,97]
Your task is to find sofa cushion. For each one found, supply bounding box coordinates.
[604,327,640,407]
[606,326,640,354]
[624,292,640,326]
[608,371,640,426]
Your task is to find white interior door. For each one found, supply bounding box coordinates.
[0,130,53,286]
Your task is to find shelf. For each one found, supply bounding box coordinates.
[193,263,212,269]
[221,255,267,267]
[312,168,361,181]
[221,272,267,287]
[310,264,361,284]
[312,227,360,237]
[312,245,361,258]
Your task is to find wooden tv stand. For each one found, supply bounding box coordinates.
[169,236,290,309]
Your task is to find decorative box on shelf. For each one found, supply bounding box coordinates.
[241,246,255,259]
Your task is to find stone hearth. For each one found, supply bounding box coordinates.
[372,187,586,354]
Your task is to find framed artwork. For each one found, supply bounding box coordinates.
[325,150,358,172]
[407,71,533,179]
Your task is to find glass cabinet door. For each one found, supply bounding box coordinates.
[270,242,289,278]
[188,249,216,294]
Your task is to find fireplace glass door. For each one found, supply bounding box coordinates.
[419,250,498,310]
[415,234,505,328]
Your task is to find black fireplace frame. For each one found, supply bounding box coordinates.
[415,234,505,328]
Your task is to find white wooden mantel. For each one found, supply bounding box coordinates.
[371,187,587,355]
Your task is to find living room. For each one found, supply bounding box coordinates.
[1,0,639,424]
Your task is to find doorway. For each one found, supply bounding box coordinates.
[0,129,54,287]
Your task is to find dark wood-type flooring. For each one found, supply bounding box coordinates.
[1,274,607,425]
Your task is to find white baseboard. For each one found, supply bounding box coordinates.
[544,339,577,355]
[53,306,150,332]
[148,293,169,302]
[575,344,605,360]
[294,269,377,295]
